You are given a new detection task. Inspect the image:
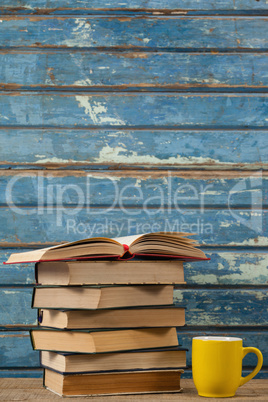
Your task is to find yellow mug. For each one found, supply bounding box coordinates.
[192,336,263,397]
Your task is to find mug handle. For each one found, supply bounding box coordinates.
[239,347,263,386]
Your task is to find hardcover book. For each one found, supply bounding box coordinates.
[32,285,174,310]
[43,368,184,396]
[35,259,185,285]
[41,347,187,374]
[38,306,185,329]
[30,327,179,354]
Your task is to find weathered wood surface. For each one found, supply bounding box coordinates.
[0,17,267,50]
[0,330,267,368]
[0,288,267,326]
[0,332,38,367]
[184,252,268,285]
[2,171,267,206]
[1,130,267,169]
[1,1,268,14]
[0,93,267,128]
[0,0,267,383]
[0,250,34,285]
[0,289,35,326]
[174,288,268,326]
[1,250,267,286]
[0,208,265,245]
[1,52,268,90]
[0,378,267,400]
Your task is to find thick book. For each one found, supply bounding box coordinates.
[35,259,185,285]
[43,368,184,396]
[41,348,187,374]
[5,232,209,263]
[32,285,174,310]
[38,306,185,329]
[30,327,179,354]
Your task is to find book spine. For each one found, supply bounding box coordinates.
[29,330,36,350]
[35,263,39,284]
[31,287,36,309]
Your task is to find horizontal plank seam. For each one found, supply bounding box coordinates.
[0,126,267,131]
[1,88,268,94]
[0,15,268,20]
[0,205,265,210]
[1,11,268,16]
[1,169,268,177]
[0,50,268,55]
[2,90,268,96]
[0,47,268,54]
[1,167,268,172]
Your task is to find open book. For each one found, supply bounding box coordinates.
[5,232,209,264]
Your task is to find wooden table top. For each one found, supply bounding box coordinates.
[0,378,267,401]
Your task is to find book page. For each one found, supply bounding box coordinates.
[113,234,144,247]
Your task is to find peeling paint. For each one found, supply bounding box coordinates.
[34,156,71,164]
[75,96,106,124]
[143,38,151,44]
[220,222,232,228]
[254,291,267,301]
[75,96,126,126]
[3,290,18,295]
[173,290,184,303]
[86,173,121,181]
[199,191,222,195]
[187,253,268,285]
[134,179,142,188]
[63,18,94,47]
[92,144,235,166]
[73,78,93,86]
[228,237,267,246]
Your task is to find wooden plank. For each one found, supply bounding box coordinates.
[0,208,266,245]
[2,171,267,207]
[1,250,267,286]
[1,288,267,326]
[174,289,268,326]
[0,250,34,285]
[0,330,267,368]
[1,52,268,90]
[0,332,39,367]
[0,378,267,399]
[0,129,267,170]
[0,17,267,50]
[184,252,268,285]
[0,93,267,128]
[0,1,267,14]
[0,289,37,325]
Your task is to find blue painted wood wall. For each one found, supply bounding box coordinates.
[0,1,267,378]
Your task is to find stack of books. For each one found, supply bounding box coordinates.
[5,232,209,397]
